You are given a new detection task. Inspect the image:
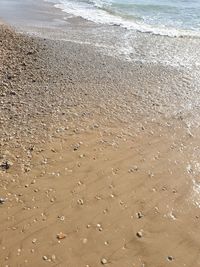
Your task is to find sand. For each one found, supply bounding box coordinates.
[1,20,200,267]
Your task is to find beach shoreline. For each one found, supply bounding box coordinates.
[1,2,200,266]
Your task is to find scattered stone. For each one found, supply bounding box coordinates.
[133,165,138,171]
[7,73,13,80]
[101,258,108,265]
[136,212,143,219]
[32,238,37,244]
[148,171,154,178]
[24,166,31,172]
[56,232,67,240]
[0,198,6,204]
[0,160,12,170]
[73,144,80,151]
[58,215,65,221]
[43,256,48,261]
[167,256,174,261]
[136,231,143,238]
[50,198,55,203]
[10,90,16,95]
[77,199,84,205]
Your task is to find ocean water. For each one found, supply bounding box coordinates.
[49,0,200,36]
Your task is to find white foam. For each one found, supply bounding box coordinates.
[53,0,200,38]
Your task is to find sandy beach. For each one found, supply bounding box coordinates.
[1,1,200,266]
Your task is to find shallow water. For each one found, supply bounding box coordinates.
[51,0,200,36]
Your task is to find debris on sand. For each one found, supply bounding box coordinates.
[136,230,143,238]
[56,232,67,240]
[0,198,6,204]
[167,256,174,261]
[101,258,108,265]
[0,160,12,170]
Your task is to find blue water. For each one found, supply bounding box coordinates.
[51,0,200,36]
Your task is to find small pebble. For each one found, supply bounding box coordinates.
[58,215,65,221]
[136,231,143,238]
[136,212,143,219]
[43,256,48,261]
[56,232,67,240]
[73,144,80,151]
[167,256,174,261]
[101,258,108,265]
[77,199,84,205]
[0,198,6,204]
[0,160,12,170]
[32,238,37,244]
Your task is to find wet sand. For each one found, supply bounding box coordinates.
[1,5,200,267]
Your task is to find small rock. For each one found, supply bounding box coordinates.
[0,160,12,170]
[58,215,65,221]
[101,258,108,265]
[133,165,138,171]
[136,212,143,219]
[56,232,67,240]
[10,90,16,95]
[43,256,48,261]
[32,238,37,244]
[0,198,6,204]
[7,73,13,80]
[77,199,84,205]
[167,256,174,261]
[136,231,143,238]
[73,144,80,151]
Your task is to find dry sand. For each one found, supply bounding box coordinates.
[1,23,200,267]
